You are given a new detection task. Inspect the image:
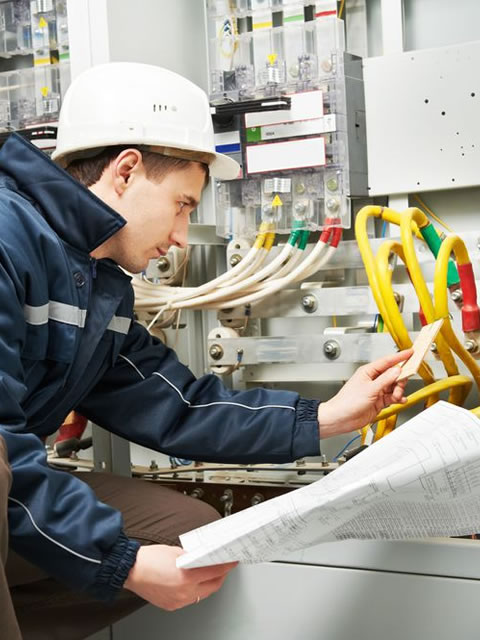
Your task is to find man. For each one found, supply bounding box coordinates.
[0,62,410,639]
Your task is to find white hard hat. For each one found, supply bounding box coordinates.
[52,62,240,180]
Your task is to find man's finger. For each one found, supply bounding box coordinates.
[364,349,414,379]
[371,364,403,393]
[181,561,238,583]
[198,573,229,596]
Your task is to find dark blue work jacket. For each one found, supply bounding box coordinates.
[0,134,320,601]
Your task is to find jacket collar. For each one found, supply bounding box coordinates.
[0,133,126,253]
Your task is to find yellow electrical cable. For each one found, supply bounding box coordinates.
[378,207,424,240]
[374,415,398,442]
[375,239,437,389]
[375,375,473,422]
[338,0,345,19]
[381,414,399,438]
[399,209,463,406]
[356,205,474,443]
[356,206,431,445]
[363,375,473,444]
[434,234,480,391]
[413,194,454,234]
[355,207,400,342]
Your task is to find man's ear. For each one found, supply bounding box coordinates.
[112,149,143,195]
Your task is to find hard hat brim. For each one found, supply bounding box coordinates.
[53,142,240,181]
[209,152,241,180]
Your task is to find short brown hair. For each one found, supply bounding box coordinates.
[65,145,210,187]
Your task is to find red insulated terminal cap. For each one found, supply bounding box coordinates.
[330,227,342,248]
[458,263,480,332]
[54,413,88,444]
[320,227,332,243]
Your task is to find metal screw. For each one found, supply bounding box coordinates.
[229,253,242,267]
[251,493,265,506]
[209,344,224,360]
[149,459,159,471]
[326,197,340,212]
[220,489,234,517]
[157,257,170,272]
[324,339,340,359]
[295,182,306,194]
[430,342,438,353]
[190,488,204,499]
[301,294,317,313]
[451,289,463,302]
[294,201,307,214]
[465,339,478,353]
[321,454,329,467]
[320,57,333,73]
[326,177,338,191]
[263,204,274,215]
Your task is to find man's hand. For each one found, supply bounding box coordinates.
[124,545,237,611]
[317,349,414,438]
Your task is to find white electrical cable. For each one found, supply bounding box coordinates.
[206,244,336,310]
[192,243,335,311]
[165,242,297,309]
[131,229,339,318]
[130,242,263,303]
[218,248,269,288]
[269,245,304,279]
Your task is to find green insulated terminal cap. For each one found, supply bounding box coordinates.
[298,230,310,250]
[420,224,460,288]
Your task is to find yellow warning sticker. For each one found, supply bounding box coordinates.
[272,194,283,207]
[40,86,49,97]
[267,53,278,65]
[38,16,47,28]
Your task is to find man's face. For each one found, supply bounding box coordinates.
[91,154,206,273]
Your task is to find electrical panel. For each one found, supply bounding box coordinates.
[207,0,367,238]
[0,0,70,149]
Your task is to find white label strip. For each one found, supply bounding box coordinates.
[245,90,324,128]
[214,131,241,146]
[260,114,336,140]
[246,137,326,174]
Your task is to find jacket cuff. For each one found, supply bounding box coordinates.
[292,398,321,459]
[88,532,140,601]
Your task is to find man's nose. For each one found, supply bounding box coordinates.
[170,215,189,249]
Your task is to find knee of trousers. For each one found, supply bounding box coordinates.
[125,486,222,547]
[178,493,222,529]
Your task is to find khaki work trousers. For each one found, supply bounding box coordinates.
[1,439,220,640]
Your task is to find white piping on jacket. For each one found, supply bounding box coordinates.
[8,496,101,564]
[118,354,295,412]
